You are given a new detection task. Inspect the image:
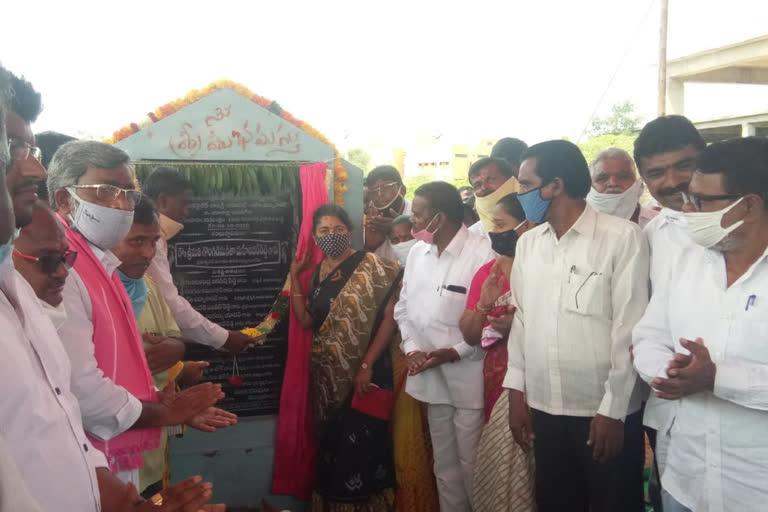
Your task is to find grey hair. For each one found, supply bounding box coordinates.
[589,147,636,180]
[47,140,133,208]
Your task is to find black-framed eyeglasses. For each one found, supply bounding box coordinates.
[8,138,42,163]
[13,249,78,274]
[68,185,142,207]
[681,191,742,211]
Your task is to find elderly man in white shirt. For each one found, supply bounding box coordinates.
[586,147,657,227]
[142,165,258,353]
[505,140,649,512]
[633,137,768,512]
[46,141,224,486]
[394,181,495,512]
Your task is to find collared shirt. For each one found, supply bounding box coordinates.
[0,434,41,511]
[503,205,649,419]
[59,242,143,441]
[394,225,495,409]
[372,199,413,262]
[468,220,486,237]
[146,216,227,349]
[633,243,768,512]
[0,258,104,512]
[641,208,694,430]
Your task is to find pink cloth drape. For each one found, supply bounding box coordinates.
[272,163,328,499]
[58,214,160,472]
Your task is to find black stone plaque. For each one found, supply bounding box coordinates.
[168,194,297,416]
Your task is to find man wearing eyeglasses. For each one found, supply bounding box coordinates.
[363,165,412,262]
[46,140,224,486]
[633,137,768,512]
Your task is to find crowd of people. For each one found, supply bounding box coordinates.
[1,59,767,512]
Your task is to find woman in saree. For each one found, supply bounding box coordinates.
[459,193,537,512]
[290,204,401,512]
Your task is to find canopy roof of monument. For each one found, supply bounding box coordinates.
[106,79,347,200]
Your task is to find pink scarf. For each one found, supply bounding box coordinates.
[59,214,160,472]
[271,163,327,498]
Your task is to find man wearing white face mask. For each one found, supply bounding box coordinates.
[47,141,225,486]
[586,148,657,227]
[633,137,768,512]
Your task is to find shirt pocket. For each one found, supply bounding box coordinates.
[734,317,768,364]
[436,288,469,328]
[563,268,607,318]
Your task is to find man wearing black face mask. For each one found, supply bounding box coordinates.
[459,193,537,511]
[363,166,411,261]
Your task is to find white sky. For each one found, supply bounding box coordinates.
[2,0,767,151]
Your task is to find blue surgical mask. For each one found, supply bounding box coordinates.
[0,228,21,275]
[117,269,149,319]
[517,187,552,224]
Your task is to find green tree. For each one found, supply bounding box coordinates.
[403,173,468,200]
[589,101,641,137]
[577,133,637,167]
[346,148,372,173]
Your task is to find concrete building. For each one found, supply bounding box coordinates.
[667,34,768,141]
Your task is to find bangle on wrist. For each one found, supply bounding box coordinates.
[475,303,492,313]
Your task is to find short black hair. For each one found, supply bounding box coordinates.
[458,186,474,194]
[133,195,158,226]
[366,165,403,186]
[9,72,42,123]
[462,203,479,225]
[468,157,514,180]
[312,204,353,233]
[36,131,77,169]
[634,115,706,169]
[34,131,77,204]
[491,138,528,166]
[520,140,592,199]
[497,193,526,221]
[696,137,768,210]
[414,181,464,224]
[142,166,192,200]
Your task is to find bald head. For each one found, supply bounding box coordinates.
[14,202,72,307]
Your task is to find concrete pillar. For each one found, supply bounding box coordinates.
[742,123,757,136]
[666,78,685,115]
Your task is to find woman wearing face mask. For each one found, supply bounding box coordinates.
[458,193,537,512]
[290,204,403,512]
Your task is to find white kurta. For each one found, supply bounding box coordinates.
[633,244,768,512]
[0,259,105,511]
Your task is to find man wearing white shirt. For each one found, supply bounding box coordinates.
[394,181,494,511]
[634,137,768,512]
[633,117,708,503]
[505,140,649,512]
[47,141,223,485]
[143,165,257,353]
[363,165,413,261]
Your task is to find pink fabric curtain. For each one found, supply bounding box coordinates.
[271,162,328,499]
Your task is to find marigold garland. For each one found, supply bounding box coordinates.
[239,279,292,345]
[106,79,347,206]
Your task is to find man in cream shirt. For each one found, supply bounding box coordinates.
[395,181,495,512]
[505,140,649,512]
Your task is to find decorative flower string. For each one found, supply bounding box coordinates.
[105,79,347,205]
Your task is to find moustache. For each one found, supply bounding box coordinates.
[657,183,689,197]
[49,277,67,289]
[12,177,41,193]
